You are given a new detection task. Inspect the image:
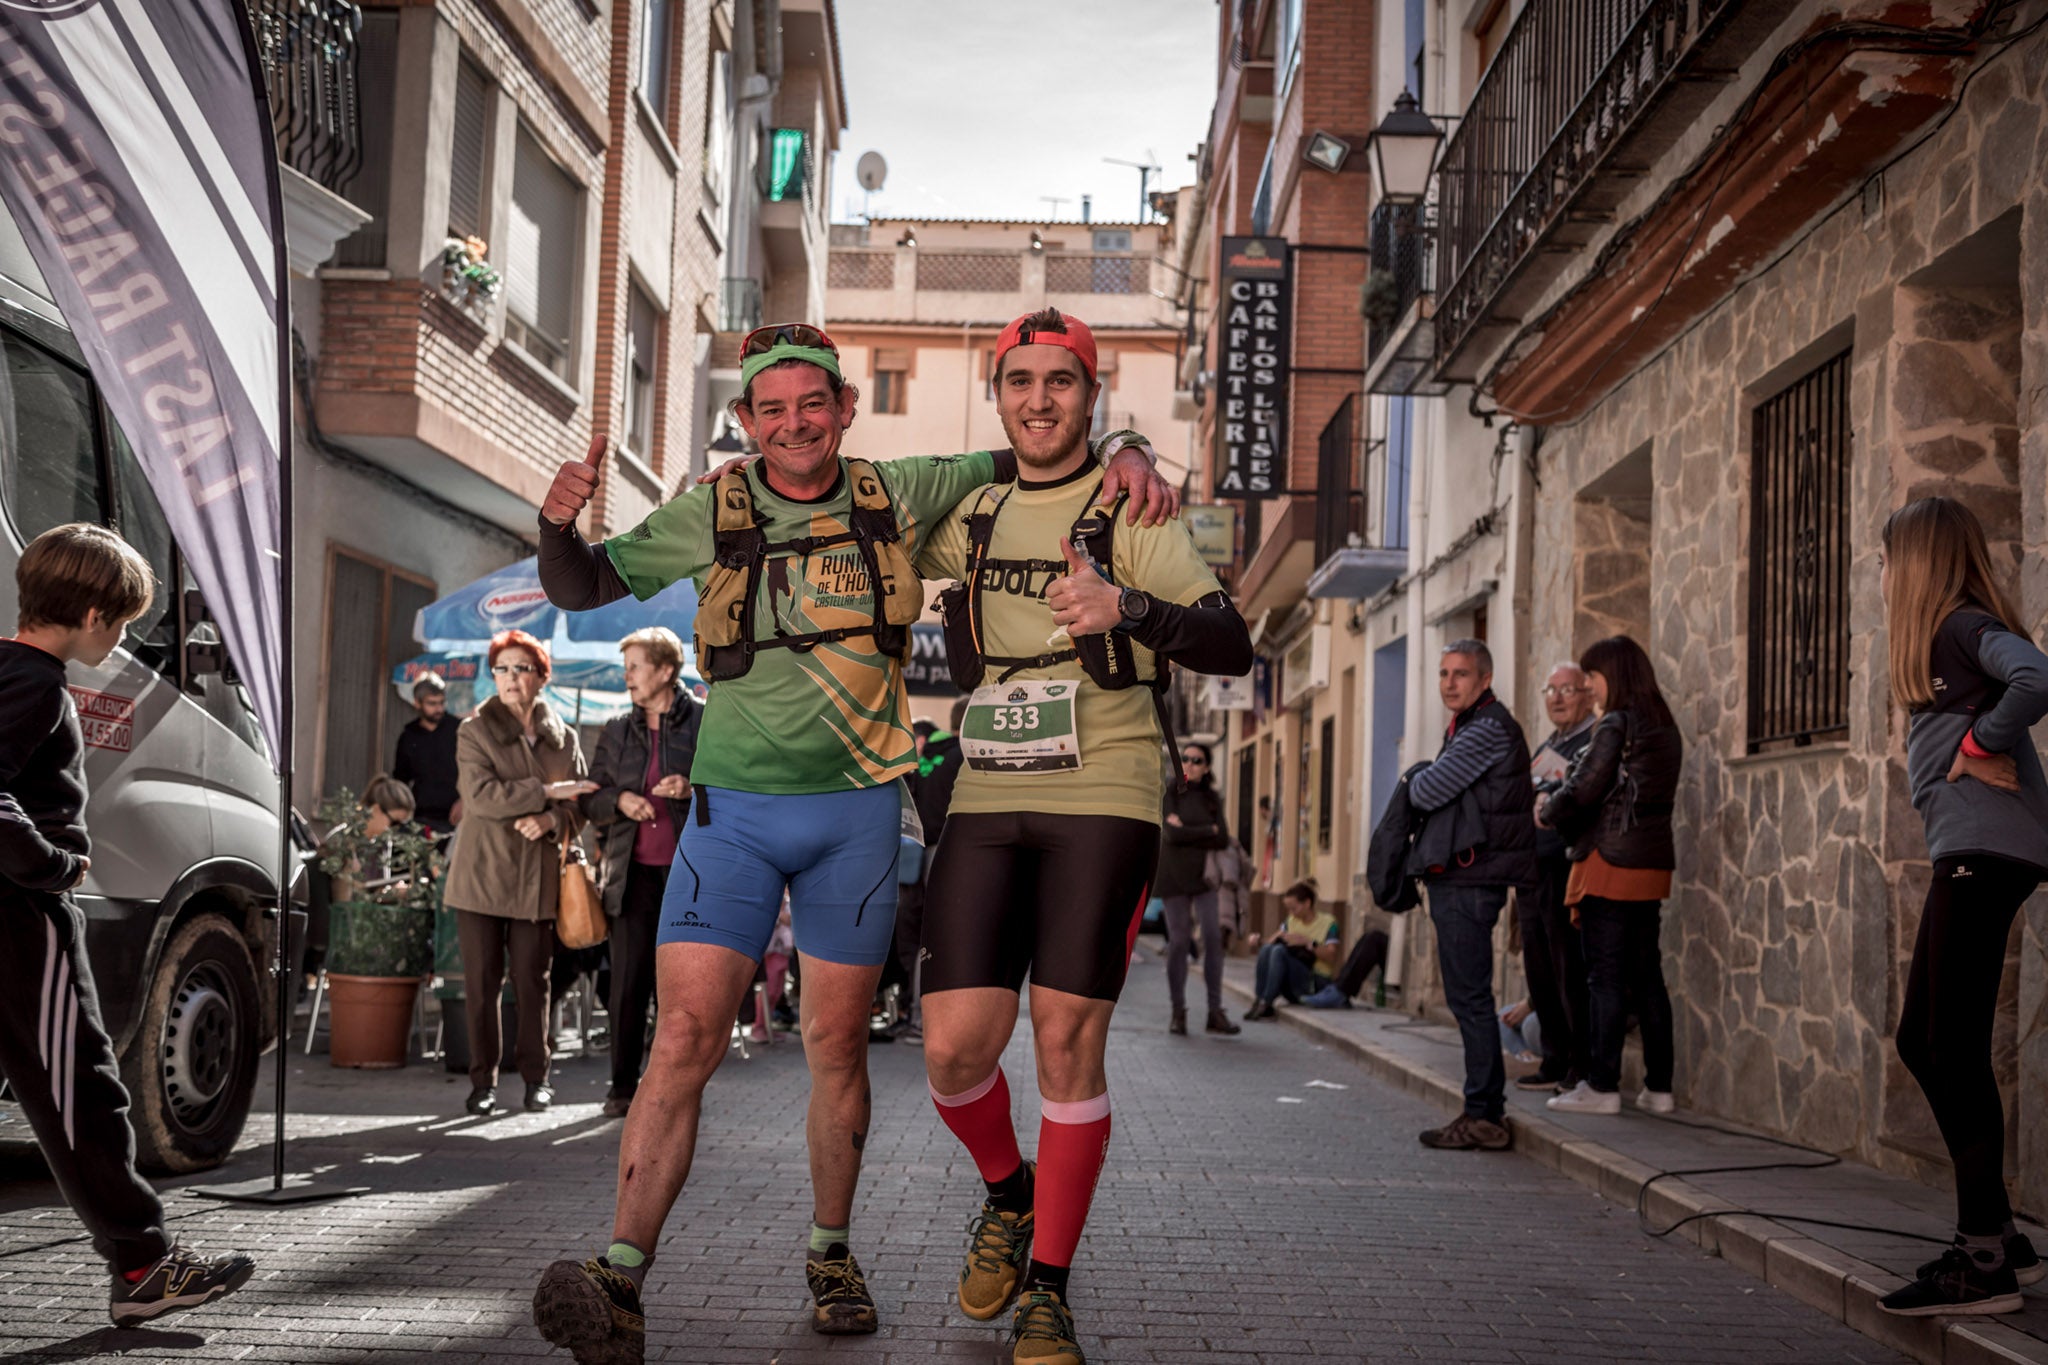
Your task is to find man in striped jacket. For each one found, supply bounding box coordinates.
[1407,637,1539,1153]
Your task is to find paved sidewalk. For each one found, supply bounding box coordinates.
[1217,955,2048,1365]
[0,945,1905,1363]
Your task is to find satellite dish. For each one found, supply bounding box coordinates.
[856,151,888,192]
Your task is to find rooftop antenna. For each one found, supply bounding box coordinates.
[1105,150,1163,220]
[1040,195,1071,219]
[855,150,888,222]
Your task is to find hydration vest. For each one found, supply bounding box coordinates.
[936,478,1187,783]
[691,458,922,682]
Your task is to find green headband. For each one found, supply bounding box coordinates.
[740,342,842,390]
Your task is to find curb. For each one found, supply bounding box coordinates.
[1221,978,2048,1365]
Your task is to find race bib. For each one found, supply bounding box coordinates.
[961,681,1082,773]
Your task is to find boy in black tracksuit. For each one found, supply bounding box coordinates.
[0,522,252,1326]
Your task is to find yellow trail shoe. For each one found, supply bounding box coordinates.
[959,1203,1035,1320]
[532,1257,645,1365]
[1011,1288,1084,1365]
[805,1243,880,1335]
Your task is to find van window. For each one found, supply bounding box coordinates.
[0,330,104,540]
[110,426,178,676]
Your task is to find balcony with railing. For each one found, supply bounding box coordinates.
[824,246,1169,326]
[1305,394,1407,601]
[719,278,764,335]
[760,128,822,273]
[255,0,364,194]
[1430,0,1747,383]
[1364,201,1444,397]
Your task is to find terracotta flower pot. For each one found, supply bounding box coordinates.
[327,973,420,1069]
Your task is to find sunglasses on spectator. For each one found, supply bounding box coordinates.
[1181,754,1208,765]
[491,663,538,677]
[741,323,838,357]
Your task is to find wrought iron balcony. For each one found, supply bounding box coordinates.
[254,0,364,195]
[719,277,763,334]
[1307,394,1406,600]
[1431,0,1742,381]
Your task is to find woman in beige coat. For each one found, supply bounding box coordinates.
[444,629,593,1115]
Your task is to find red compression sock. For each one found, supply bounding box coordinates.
[1030,1093,1112,1271]
[931,1068,1024,1182]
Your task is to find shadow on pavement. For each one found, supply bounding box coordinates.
[0,1326,206,1362]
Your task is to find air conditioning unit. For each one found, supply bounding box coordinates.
[1279,626,1330,706]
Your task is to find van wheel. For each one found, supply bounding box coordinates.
[123,915,261,1173]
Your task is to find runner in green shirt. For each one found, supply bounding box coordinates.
[528,323,1174,1363]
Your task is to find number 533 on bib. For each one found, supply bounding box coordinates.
[960,680,1082,773]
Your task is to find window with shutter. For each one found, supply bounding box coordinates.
[626,285,661,460]
[640,0,673,128]
[448,58,488,240]
[505,127,580,380]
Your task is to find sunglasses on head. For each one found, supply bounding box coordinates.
[741,323,839,357]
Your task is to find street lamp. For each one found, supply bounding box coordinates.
[1365,89,1443,204]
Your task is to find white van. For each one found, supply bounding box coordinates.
[0,212,290,1172]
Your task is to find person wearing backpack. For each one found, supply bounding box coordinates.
[532,323,1177,1358]
[1537,635,1682,1119]
[913,308,1254,1364]
[1872,497,2048,1317]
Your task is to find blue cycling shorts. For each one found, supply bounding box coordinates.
[660,783,903,966]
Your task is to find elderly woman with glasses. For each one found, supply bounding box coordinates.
[443,628,595,1117]
[1157,743,1240,1036]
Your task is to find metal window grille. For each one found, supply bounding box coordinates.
[1747,349,1851,751]
[1312,395,1363,565]
[718,278,762,333]
[1235,746,1255,854]
[916,252,1022,292]
[1317,716,1335,852]
[254,0,364,194]
[827,250,895,290]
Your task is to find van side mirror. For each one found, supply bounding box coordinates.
[181,590,240,687]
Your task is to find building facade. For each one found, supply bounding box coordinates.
[1338,0,2048,1214]
[824,216,1193,479]
[272,0,840,806]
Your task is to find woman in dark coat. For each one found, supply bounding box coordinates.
[581,627,700,1117]
[1537,635,1682,1117]
[1157,744,1239,1036]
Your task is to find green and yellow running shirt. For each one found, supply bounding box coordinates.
[605,452,999,793]
[916,466,1223,826]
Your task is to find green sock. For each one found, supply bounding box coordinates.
[808,1223,850,1256]
[606,1240,651,1292]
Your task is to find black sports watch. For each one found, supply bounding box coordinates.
[1115,587,1153,632]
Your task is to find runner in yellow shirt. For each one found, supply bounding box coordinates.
[913,309,1253,1365]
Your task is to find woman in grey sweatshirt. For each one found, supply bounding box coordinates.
[1879,497,2048,1319]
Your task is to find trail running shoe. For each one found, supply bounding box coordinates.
[959,1202,1035,1320]
[805,1243,879,1334]
[533,1256,645,1364]
[1917,1235,2045,1288]
[1011,1288,1084,1364]
[1879,1247,2021,1316]
[109,1245,255,1327]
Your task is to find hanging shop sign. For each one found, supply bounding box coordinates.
[1214,236,1291,497]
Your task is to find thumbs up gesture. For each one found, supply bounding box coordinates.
[1045,537,1124,637]
[542,432,606,527]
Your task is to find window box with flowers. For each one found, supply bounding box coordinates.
[440,235,503,311]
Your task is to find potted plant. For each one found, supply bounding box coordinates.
[439,234,502,309]
[316,791,442,1068]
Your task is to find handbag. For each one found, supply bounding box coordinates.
[556,836,608,949]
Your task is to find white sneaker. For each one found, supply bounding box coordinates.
[1546,1082,1622,1115]
[1636,1089,1675,1114]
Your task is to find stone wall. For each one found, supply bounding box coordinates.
[1522,29,2048,1209]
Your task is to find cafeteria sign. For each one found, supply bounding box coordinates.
[1184,505,1237,567]
[1215,236,1291,497]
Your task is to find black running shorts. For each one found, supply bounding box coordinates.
[918,810,1158,1001]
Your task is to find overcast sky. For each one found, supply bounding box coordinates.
[831,0,1221,224]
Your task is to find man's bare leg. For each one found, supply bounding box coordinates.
[610,943,756,1248]
[793,954,888,1229]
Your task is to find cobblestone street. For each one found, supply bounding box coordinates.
[0,948,1904,1364]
